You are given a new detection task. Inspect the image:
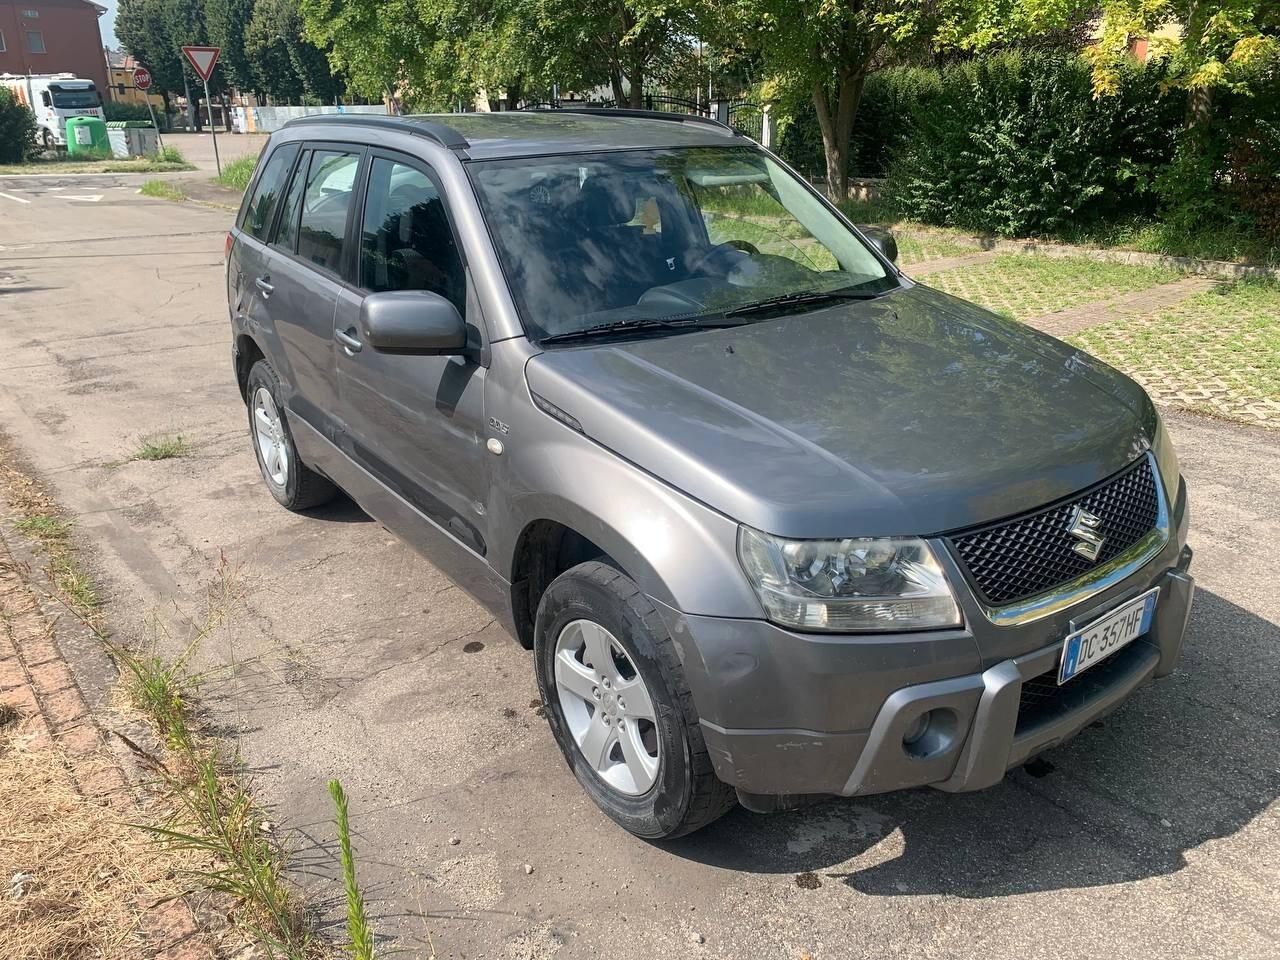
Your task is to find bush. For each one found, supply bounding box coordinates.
[102,100,152,122]
[887,52,1179,237]
[0,86,38,164]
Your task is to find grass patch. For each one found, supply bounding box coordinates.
[13,514,74,541]
[128,433,191,461]
[216,153,258,193]
[139,180,186,202]
[0,156,195,175]
[1073,279,1280,427]
[922,254,1184,322]
[0,712,186,958]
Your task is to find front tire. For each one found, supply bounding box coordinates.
[244,360,336,511]
[534,561,736,839]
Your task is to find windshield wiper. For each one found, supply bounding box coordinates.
[539,316,747,345]
[723,287,883,319]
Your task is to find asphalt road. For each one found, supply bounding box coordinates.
[1,172,1277,960]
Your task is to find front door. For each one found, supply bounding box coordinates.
[333,151,490,556]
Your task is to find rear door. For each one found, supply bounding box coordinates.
[230,139,299,365]
[260,144,365,440]
[332,149,491,555]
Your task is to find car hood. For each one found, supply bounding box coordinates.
[524,285,1157,539]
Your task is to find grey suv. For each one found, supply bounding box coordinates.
[226,111,1194,838]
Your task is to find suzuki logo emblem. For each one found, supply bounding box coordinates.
[1067,507,1106,562]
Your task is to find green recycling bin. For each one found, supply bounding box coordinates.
[65,116,110,157]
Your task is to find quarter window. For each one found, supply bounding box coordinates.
[238,142,299,241]
[25,30,44,54]
[297,150,359,275]
[359,157,465,311]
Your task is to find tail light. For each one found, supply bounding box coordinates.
[224,232,234,260]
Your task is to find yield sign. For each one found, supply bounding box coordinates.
[181,46,221,82]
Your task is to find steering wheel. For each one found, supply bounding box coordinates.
[688,240,759,276]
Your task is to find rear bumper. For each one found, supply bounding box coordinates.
[659,481,1193,801]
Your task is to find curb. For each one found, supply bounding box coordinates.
[897,228,1278,280]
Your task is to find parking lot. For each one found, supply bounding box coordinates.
[1,170,1278,959]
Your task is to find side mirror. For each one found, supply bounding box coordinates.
[360,290,468,355]
[859,226,899,265]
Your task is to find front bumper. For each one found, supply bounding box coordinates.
[657,480,1193,801]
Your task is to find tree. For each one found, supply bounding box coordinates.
[246,0,342,103]
[1088,0,1279,125]
[731,0,1089,200]
[206,0,258,95]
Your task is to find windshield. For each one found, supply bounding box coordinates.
[51,86,101,109]
[467,146,896,341]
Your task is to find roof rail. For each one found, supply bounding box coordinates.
[529,106,737,136]
[280,114,470,151]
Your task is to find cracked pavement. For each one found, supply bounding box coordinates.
[1,170,1278,959]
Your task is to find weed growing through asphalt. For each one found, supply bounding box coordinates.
[2,457,102,620]
[330,779,376,960]
[139,180,186,202]
[128,433,192,462]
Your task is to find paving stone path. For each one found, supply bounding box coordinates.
[1025,275,1223,338]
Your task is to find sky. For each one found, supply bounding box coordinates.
[100,0,119,48]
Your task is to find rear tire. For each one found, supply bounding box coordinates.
[245,360,336,511]
[534,560,736,839]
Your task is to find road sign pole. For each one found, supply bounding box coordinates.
[204,77,221,176]
[145,100,164,151]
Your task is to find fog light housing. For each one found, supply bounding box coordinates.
[902,708,959,759]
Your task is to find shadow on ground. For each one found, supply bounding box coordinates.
[670,587,1279,898]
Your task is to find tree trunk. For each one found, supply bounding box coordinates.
[505,75,523,111]
[812,69,866,202]
[628,63,644,108]
[610,67,626,105]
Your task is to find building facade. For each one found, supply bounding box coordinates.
[105,48,163,108]
[0,0,108,93]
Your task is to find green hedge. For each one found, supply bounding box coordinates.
[887,52,1179,236]
[0,86,38,163]
[103,101,154,122]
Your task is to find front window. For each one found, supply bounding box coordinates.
[467,146,895,341]
[50,85,101,108]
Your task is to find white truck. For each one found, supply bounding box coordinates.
[1,73,105,148]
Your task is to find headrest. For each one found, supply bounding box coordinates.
[577,177,635,229]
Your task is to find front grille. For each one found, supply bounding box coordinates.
[947,457,1160,606]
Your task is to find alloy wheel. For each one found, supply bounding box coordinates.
[252,387,289,488]
[554,619,660,796]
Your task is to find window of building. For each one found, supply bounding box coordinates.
[26,30,45,54]
[0,31,6,53]
[22,9,38,17]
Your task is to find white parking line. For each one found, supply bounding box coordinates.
[0,191,31,204]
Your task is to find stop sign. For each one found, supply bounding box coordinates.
[132,67,152,91]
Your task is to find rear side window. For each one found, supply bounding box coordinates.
[297,150,360,274]
[239,142,298,240]
[272,149,309,252]
[359,157,465,311]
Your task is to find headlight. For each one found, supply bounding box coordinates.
[737,527,962,632]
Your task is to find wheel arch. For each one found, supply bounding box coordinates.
[233,332,266,401]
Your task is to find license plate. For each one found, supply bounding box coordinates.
[1058,587,1158,684]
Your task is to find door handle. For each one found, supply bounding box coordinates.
[335,328,363,354]
[255,276,274,297]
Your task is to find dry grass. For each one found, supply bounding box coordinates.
[0,718,183,960]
